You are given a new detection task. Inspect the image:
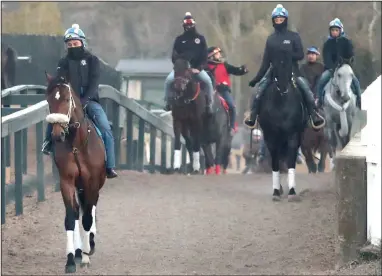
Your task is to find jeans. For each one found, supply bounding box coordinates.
[317,69,361,104]
[218,88,236,129]
[164,69,214,102]
[45,101,116,169]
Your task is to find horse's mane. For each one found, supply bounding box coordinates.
[271,52,293,91]
[173,58,190,73]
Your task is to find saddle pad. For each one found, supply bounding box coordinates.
[218,96,229,112]
[90,120,107,161]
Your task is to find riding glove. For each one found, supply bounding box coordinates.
[248,79,257,87]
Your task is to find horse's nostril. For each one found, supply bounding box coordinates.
[60,131,65,137]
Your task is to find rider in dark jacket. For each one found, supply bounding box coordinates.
[164,12,214,114]
[316,18,361,108]
[41,24,118,178]
[245,4,324,129]
[299,46,325,98]
[206,46,248,135]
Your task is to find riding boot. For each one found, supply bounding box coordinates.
[245,92,261,127]
[106,168,118,179]
[296,77,325,129]
[41,139,52,156]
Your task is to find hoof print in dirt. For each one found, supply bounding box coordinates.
[65,253,76,273]
[288,188,301,202]
[272,189,282,201]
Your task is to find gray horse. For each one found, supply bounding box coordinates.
[323,62,358,167]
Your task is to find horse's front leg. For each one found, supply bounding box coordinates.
[286,134,300,202]
[173,119,182,172]
[190,119,202,174]
[61,179,78,273]
[268,144,283,201]
[80,196,97,268]
[202,143,214,174]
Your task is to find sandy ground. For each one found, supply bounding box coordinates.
[0,171,348,275]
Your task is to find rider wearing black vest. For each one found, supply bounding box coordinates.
[164,12,214,114]
[245,4,324,129]
[41,24,118,179]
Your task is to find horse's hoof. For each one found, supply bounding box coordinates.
[65,264,76,274]
[80,262,90,268]
[288,188,301,202]
[89,233,95,256]
[65,253,76,273]
[272,189,281,201]
[174,168,182,174]
[74,249,82,263]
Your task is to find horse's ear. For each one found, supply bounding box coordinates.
[45,71,53,82]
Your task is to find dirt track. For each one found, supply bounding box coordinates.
[1,171,347,275]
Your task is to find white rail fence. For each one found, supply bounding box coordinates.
[361,75,381,247]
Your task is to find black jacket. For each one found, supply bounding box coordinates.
[250,28,304,83]
[300,61,325,94]
[322,36,354,70]
[171,31,208,70]
[56,51,100,103]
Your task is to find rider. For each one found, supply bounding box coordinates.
[41,24,118,179]
[244,4,324,129]
[206,46,248,135]
[300,46,325,100]
[164,12,214,114]
[316,18,361,109]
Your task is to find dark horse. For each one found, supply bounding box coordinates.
[203,85,231,175]
[301,109,331,173]
[171,58,231,175]
[1,43,17,90]
[257,63,307,201]
[45,74,106,273]
[171,58,206,174]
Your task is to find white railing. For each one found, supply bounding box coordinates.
[361,75,381,247]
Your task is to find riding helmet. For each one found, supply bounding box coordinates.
[64,24,86,46]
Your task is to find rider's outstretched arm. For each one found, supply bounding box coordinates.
[225,63,247,76]
[249,39,271,83]
[82,56,100,103]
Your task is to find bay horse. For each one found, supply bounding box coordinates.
[322,59,357,166]
[170,58,206,174]
[256,62,307,201]
[44,73,106,273]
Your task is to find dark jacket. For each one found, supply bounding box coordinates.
[250,28,304,83]
[171,31,208,70]
[56,51,100,103]
[322,36,354,70]
[300,61,325,94]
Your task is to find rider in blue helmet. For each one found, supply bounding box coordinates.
[41,24,118,179]
[300,46,325,99]
[316,18,361,109]
[245,4,324,130]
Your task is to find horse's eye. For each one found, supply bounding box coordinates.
[337,74,341,78]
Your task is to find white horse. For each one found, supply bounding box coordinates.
[323,61,358,168]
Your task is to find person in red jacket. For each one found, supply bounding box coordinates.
[206,47,248,135]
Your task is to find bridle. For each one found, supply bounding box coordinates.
[45,83,81,135]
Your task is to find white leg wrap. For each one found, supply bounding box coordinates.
[66,231,75,256]
[90,206,97,235]
[74,220,82,250]
[193,151,200,171]
[272,171,280,190]
[173,150,181,169]
[288,168,296,189]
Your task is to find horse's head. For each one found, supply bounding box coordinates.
[333,58,354,102]
[172,58,193,96]
[45,72,80,142]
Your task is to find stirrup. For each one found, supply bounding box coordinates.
[310,112,325,130]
